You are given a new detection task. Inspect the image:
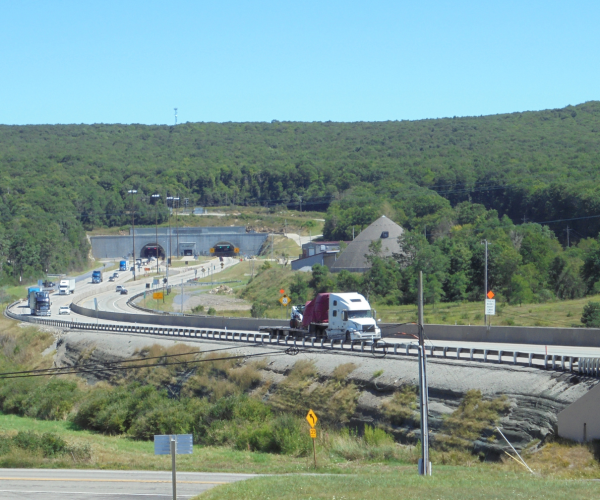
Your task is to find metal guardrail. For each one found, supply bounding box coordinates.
[4,305,599,378]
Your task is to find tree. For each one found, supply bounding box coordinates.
[289,274,309,304]
[509,274,534,306]
[581,301,600,327]
[309,264,335,293]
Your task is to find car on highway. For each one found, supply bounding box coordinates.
[115,285,123,292]
[108,276,115,282]
[120,288,129,295]
[112,272,119,278]
[58,306,70,315]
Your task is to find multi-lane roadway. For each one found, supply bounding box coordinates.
[0,468,255,499]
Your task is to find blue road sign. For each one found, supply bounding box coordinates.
[154,434,193,455]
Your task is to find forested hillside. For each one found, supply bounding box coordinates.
[2,101,600,287]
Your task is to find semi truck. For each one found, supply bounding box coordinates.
[58,278,76,295]
[33,291,51,316]
[119,260,128,272]
[92,270,102,284]
[260,292,381,341]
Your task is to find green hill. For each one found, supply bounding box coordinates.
[2,101,600,285]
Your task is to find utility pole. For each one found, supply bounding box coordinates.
[174,196,180,259]
[152,194,161,275]
[417,271,431,476]
[128,189,137,280]
[181,279,184,314]
[482,239,488,326]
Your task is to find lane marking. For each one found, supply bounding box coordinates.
[0,478,226,484]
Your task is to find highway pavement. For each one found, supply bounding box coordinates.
[0,468,255,499]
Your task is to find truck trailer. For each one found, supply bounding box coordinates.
[27,287,41,313]
[260,292,381,341]
[58,278,76,295]
[92,270,102,284]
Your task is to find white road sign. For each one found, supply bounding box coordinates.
[485,299,496,315]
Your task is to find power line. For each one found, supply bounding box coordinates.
[0,346,301,380]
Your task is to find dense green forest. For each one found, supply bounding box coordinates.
[2,101,600,288]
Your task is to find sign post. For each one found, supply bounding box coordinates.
[154,434,193,500]
[306,409,318,468]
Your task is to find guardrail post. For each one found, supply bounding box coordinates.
[513,352,517,365]
[552,355,557,370]
[528,353,533,367]
[443,347,448,358]
[361,341,365,352]
[394,344,398,355]
[456,347,461,360]
[569,356,573,372]
[330,339,334,349]
[320,338,324,348]
[311,338,315,347]
[561,355,565,371]
[407,344,411,356]
[544,355,549,370]
[484,350,488,362]
[498,350,503,364]
[470,349,474,361]
[429,346,434,357]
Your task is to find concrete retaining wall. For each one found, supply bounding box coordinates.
[70,302,286,331]
[380,323,600,348]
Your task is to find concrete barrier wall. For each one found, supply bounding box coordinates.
[70,302,287,331]
[380,323,600,348]
[70,302,600,347]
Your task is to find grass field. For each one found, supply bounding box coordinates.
[194,468,600,500]
[373,293,600,327]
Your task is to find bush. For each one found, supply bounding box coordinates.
[250,302,267,318]
[581,301,600,327]
[191,304,204,313]
[207,307,217,315]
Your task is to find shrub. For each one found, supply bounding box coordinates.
[207,307,217,315]
[438,390,510,451]
[191,304,205,313]
[250,302,267,318]
[581,301,600,327]
[12,431,68,457]
[382,386,418,426]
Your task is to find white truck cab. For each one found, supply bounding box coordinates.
[327,293,381,341]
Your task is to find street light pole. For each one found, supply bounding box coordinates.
[482,239,488,326]
[174,196,180,260]
[128,189,137,281]
[417,271,430,476]
[152,194,161,275]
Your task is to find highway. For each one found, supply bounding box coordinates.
[8,255,600,367]
[0,468,255,499]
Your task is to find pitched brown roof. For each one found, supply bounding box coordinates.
[330,216,404,273]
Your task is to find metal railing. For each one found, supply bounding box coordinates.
[4,305,598,378]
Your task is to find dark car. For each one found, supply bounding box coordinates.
[120,288,128,295]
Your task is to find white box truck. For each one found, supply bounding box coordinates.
[58,278,76,295]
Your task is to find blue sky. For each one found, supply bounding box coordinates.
[1,1,598,124]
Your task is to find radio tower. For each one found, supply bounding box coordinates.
[174,108,178,125]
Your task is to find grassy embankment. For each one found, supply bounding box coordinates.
[86,207,325,238]
[0,315,598,495]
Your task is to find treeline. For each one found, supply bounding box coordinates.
[307,202,600,307]
[3,101,600,282]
